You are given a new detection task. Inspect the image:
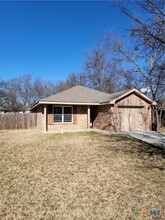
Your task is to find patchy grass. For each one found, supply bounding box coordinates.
[0,130,164,220]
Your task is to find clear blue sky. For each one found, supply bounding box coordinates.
[0,1,135,82]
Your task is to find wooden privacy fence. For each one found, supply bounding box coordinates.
[0,113,37,130]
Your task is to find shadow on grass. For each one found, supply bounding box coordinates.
[103,135,165,171]
[105,134,164,157]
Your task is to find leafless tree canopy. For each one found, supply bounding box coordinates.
[0,74,57,111]
[0,0,164,114]
[120,0,165,50]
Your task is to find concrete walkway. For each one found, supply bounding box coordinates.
[123,131,165,147]
[91,129,165,147]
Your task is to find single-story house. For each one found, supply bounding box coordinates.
[31,85,156,132]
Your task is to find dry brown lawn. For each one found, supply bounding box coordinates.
[0,130,164,220]
[158,127,165,133]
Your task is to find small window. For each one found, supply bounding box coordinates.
[64,107,72,122]
[53,107,62,122]
[64,107,72,114]
[54,107,62,114]
[53,106,72,123]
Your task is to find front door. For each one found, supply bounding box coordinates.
[90,106,97,128]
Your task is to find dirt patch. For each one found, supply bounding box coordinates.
[0,130,164,220]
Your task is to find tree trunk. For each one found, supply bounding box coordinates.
[156,110,159,128]
[159,110,162,128]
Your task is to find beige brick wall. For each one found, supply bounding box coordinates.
[93,105,113,131]
[48,105,88,131]
[93,105,117,131]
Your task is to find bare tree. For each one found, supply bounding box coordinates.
[84,46,122,93]
[157,98,165,127]
[119,0,165,50]
[67,72,87,87]
[54,72,87,93]
[116,0,165,99]
[121,69,141,90]
[101,30,164,125]
[0,74,58,111]
[109,0,165,126]
[0,80,7,106]
[17,74,34,107]
[4,78,24,111]
[32,78,56,105]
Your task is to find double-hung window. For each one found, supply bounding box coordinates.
[53,106,72,123]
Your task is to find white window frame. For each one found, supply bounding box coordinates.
[53,106,73,123]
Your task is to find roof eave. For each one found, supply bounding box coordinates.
[31,101,110,109]
[30,101,39,110]
[151,101,157,105]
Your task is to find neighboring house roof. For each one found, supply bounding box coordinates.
[31,85,156,109]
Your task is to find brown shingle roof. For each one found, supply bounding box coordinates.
[40,85,131,104]
[31,85,155,110]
